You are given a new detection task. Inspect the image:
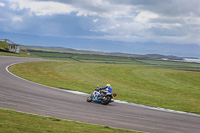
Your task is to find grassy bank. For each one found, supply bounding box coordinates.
[0,109,137,133]
[9,61,200,114]
[0,41,30,57]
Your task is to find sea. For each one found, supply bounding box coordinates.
[183,58,200,63]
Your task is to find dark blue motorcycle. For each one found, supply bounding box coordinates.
[87,85,117,105]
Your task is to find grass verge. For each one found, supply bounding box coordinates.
[0,108,138,133]
[9,61,200,114]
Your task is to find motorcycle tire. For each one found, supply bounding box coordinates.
[101,96,111,105]
[87,95,92,102]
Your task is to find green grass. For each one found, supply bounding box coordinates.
[29,50,200,70]
[29,51,142,63]
[9,61,200,114]
[0,109,137,133]
[0,41,30,57]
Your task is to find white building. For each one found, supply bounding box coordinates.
[8,44,20,54]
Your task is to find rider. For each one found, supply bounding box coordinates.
[100,84,112,93]
[93,84,112,99]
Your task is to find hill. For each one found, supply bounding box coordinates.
[21,45,184,61]
[0,41,9,52]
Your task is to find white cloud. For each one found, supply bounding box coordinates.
[135,11,158,23]
[10,3,19,10]
[12,16,22,22]
[0,2,5,7]
[8,0,132,17]
[4,0,200,45]
[93,19,99,23]
[8,0,77,16]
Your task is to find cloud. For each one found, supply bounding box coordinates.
[0,2,5,7]
[4,0,200,45]
[93,19,99,23]
[135,11,158,23]
[110,0,200,16]
[7,0,77,16]
[7,0,132,17]
[12,16,22,22]
[86,0,200,44]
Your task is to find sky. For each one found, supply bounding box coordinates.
[0,0,200,57]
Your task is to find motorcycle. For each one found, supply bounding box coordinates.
[86,85,117,105]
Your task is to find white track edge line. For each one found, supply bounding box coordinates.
[5,62,200,117]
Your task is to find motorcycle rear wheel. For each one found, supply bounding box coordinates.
[101,96,111,105]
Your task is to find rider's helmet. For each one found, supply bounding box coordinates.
[106,84,111,86]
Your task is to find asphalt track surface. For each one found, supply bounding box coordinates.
[0,56,200,133]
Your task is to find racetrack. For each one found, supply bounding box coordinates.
[0,56,200,133]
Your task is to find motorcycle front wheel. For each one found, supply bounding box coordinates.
[87,95,93,102]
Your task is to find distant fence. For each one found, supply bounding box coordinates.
[0,39,20,54]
